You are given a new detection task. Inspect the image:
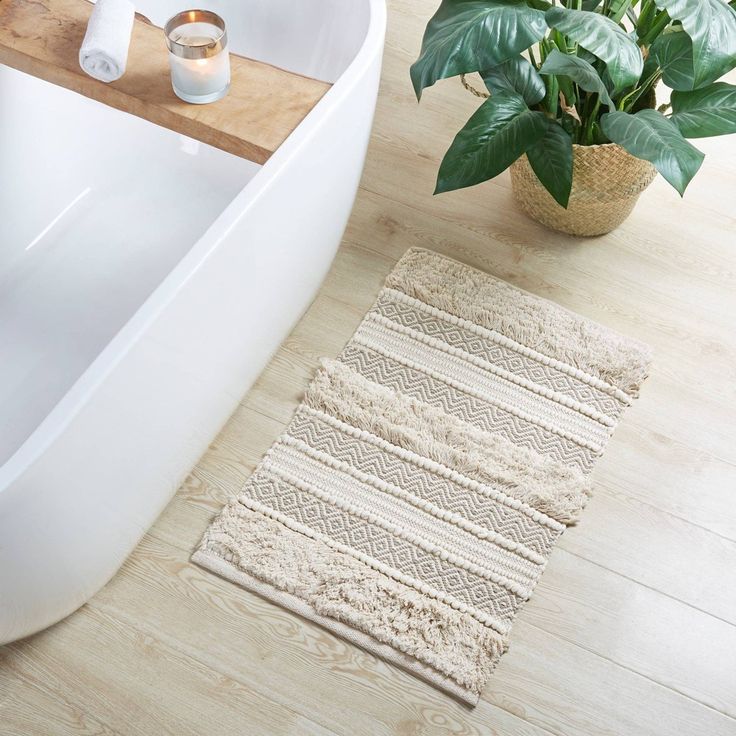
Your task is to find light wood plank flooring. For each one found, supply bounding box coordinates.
[3,1,736,733]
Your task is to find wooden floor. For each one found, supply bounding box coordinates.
[3,1,736,733]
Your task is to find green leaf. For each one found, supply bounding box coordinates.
[670,82,736,137]
[539,49,615,109]
[601,108,705,194]
[576,47,599,65]
[653,0,736,88]
[651,30,696,91]
[545,7,643,91]
[607,0,632,24]
[410,0,547,99]
[636,0,657,38]
[482,57,546,105]
[526,119,574,207]
[435,92,547,193]
[581,0,603,10]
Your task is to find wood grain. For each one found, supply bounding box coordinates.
[0,0,330,164]
[2,0,736,733]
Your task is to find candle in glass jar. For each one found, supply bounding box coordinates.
[164,11,230,104]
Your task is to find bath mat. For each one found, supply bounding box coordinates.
[192,247,650,706]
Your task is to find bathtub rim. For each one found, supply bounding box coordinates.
[0,0,386,494]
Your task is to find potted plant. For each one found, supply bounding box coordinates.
[411,0,736,236]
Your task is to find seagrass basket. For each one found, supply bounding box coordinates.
[510,143,657,236]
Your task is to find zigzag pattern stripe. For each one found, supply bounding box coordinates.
[267,437,546,587]
[381,287,633,404]
[287,409,560,557]
[373,291,627,419]
[240,469,523,626]
[349,333,606,454]
[339,344,598,472]
[363,310,617,428]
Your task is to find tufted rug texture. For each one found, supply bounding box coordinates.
[193,247,651,706]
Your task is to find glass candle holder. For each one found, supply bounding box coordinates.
[164,10,230,104]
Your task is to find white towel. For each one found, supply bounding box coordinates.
[79,0,135,83]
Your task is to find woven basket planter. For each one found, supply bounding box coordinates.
[510,143,657,237]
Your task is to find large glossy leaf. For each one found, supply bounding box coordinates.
[653,0,736,89]
[436,92,547,193]
[650,30,697,91]
[410,0,547,99]
[670,82,736,137]
[545,7,643,91]
[601,109,705,194]
[482,57,546,105]
[526,118,574,207]
[539,49,615,109]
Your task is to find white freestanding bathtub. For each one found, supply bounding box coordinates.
[0,0,386,644]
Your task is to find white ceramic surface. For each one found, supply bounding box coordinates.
[0,0,386,643]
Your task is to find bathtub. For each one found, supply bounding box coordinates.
[0,0,386,643]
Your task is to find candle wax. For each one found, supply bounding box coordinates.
[167,22,230,103]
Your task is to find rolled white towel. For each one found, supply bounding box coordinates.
[79,0,136,83]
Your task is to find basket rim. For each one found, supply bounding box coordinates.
[515,142,655,168]
[571,141,626,151]
[567,142,656,171]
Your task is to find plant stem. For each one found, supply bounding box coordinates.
[619,70,661,111]
[528,45,539,69]
[584,98,601,144]
[547,75,560,117]
[541,39,560,116]
[639,9,670,45]
[636,0,656,37]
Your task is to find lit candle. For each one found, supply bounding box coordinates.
[164,10,230,104]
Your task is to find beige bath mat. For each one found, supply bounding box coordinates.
[193,248,650,706]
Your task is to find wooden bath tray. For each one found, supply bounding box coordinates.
[0,0,331,163]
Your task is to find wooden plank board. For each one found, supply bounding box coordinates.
[140,402,736,719]
[0,0,331,164]
[1,604,333,736]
